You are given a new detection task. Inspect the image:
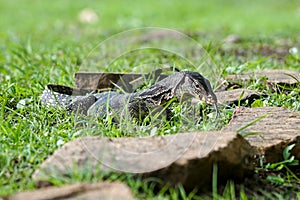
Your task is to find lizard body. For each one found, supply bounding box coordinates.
[41,71,218,121]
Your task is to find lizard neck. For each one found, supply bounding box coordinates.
[134,86,175,105]
[132,73,185,105]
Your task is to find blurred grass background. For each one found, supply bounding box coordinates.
[1,0,300,42]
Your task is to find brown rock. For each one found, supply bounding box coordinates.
[222,106,300,163]
[33,131,254,191]
[5,182,134,200]
[215,89,262,105]
[74,68,171,92]
[226,69,300,91]
[74,72,143,92]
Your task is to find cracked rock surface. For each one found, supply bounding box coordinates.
[5,182,134,200]
[222,106,300,163]
[33,131,254,191]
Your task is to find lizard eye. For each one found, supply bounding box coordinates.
[195,84,202,89]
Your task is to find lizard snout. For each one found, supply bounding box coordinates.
[200,94,216,105]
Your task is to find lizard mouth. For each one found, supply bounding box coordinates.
[199,95,220,119]
[200,95,215,105]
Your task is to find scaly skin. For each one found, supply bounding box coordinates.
[41,71,218,121]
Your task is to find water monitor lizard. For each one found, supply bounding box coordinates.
[41,71,218,122]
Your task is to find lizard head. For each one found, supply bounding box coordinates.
[174,71,219,116]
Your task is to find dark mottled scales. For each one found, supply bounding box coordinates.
[41,71,218,121]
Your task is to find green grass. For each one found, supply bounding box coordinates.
[1,0,300,35]
[1,0,300,199]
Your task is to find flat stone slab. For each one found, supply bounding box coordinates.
[222,106,300,163]
[215,89,261,105]
[74,69,169,92]
[74,72,143,92]
[5,182,134,200]
[33,131,254,191]
[226,69,300,88]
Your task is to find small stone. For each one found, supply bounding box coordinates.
[78,9,99,24]
[224,35,242,44]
